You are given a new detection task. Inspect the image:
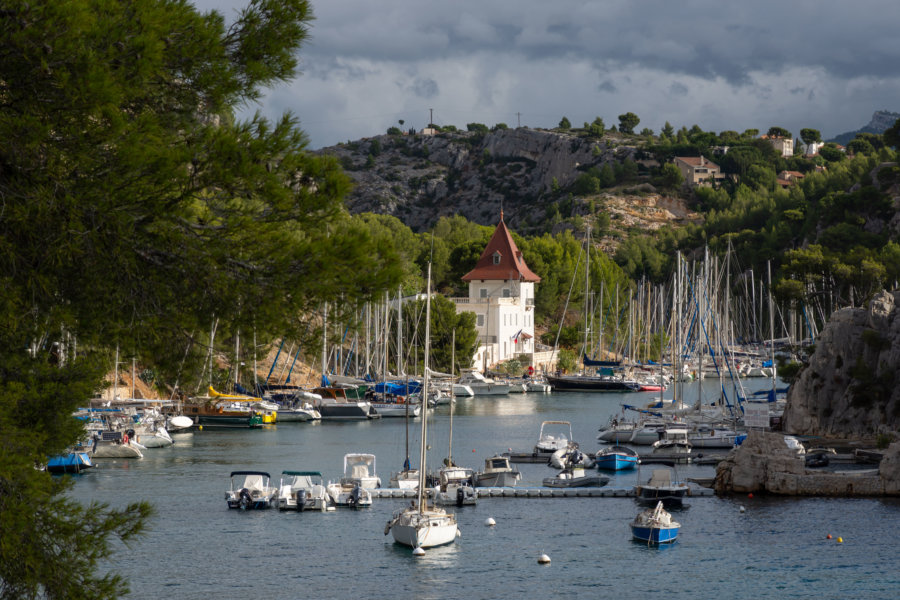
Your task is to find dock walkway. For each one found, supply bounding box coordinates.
[371,486,715,499]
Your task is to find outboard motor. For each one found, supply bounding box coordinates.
[238,488,253,510]
[456,486,465,507]
[295,489,307,511]
[349,485,360,508]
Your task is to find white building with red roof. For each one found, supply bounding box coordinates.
[453,214,540,369]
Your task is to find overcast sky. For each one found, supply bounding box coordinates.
[194,0,900,150]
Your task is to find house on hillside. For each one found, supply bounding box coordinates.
[777,170,805,188]
[761,134,794,157]
[451,214,547,371]
[673,156,725,187]
[799,140,825,156]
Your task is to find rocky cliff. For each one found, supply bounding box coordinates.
[782,290,900,439]
[714,431,900,496]
[319,127,692,236]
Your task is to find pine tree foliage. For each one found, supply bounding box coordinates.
[0,1,402,597]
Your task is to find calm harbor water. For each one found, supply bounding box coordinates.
[67,380,900,599]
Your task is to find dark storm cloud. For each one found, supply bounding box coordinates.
[191,0,900,148]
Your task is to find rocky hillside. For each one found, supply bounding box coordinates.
[782,290,900,439]
[829,109,900,146]
[319,127,697,241]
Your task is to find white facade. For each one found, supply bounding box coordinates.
[453,280,536,369]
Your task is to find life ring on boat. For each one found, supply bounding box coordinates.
[122,433,129,444]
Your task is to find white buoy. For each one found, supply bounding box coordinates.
[485,517,496,527]
[538,553,551,564]
[412,547,426,556]
[739,505,746,513]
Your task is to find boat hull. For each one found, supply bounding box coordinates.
[631,524,679,544]
[475,471,520,487]
[46,452,94,474]
[633,485,688,506]
[389,509,458,548]
[543,475,609,488]
[546,375,640,392]
[595,451,639,471]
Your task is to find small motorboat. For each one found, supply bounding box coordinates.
[277,471,332,511]
[225,471,278,509]
[475,455,521,487]
[534,420,574,453]
[595,445,639,471]
[631,501,680,544]
[339,453,382,489]
[431,464,478,506]
[633,468,689,506]
[543,466,609,488]
[326,480,373,508]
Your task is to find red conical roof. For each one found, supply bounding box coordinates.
[461,217,541,282]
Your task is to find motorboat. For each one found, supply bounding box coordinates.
[534,420,574,453]
[277,471,332,511]
[523,376,552,393]
[225,471,278,509]
[543,466,609,488]
[594,445,639,471]
[631,501,680,544]
[326,480,373,508]
[651,425,692,455]
[474,455,521,487]
[456,370,510,396]
[366,393,421,418]
[549,446,595,469]
[431,464,477,506]
[339,453,382,490]
[633,468,689,506]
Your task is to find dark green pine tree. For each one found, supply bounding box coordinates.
[0,1,403,597]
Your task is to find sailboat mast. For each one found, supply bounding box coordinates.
[321,303,328,384]
[768,261,776,397]
[448,329,455,465]
[583,226,591,363]
[417,262,433,513]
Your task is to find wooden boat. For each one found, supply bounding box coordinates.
[631,501,680,544]
[595,445,639,471]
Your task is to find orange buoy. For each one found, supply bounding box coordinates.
[748,493,754,499]
[826,534,832,539]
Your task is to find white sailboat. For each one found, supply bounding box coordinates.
[385,262,460,550]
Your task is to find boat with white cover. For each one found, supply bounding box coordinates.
[277,471,331,511]
[225,471,278,509]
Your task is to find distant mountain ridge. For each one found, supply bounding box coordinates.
[828,110,900,146]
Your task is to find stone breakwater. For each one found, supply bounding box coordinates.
[715,431,900,496]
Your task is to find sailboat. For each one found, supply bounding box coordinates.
[546,226,640,393]
[385,262,460,550]
[433,331,477,506]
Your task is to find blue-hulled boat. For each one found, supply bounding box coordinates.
[46,451,94,474]
[595,445,639,471]
[631,501,680,544]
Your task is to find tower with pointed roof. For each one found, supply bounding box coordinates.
[453,213,540,370]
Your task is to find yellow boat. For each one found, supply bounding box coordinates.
[208,386,278,424]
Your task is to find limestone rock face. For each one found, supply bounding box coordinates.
[318,128,693,235]
[715,431,899,496]
[782,290,900,439]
